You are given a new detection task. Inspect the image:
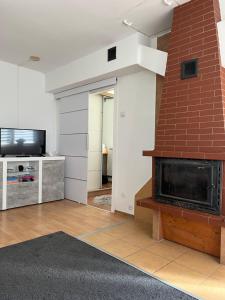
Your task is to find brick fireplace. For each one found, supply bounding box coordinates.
[139,0,225,262]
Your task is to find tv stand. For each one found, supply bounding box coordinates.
[0,156,65,211]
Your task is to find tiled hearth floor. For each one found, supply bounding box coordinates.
[0,200,224,300]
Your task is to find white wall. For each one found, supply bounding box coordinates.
[0,61,18,128]
[0,61,56,153]
[87,93,102,191]
[219,0,225,20]
[46,34,146,93]
[218,1,225,68]
[46,33,167,93]
[113,70,155,215]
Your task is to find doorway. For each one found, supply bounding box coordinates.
[87,88,114,211]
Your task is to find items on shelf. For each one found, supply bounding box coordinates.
[7,174,35,184]
[7,163,36,184]
[19,175,35,182]
[7,166,35,173]
[7,176,18,184]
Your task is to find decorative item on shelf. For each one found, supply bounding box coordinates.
[7,174,35,184]
[20,175,35,182]
[18,165,24,172]
[7,176,18,185]
[25,166,35,171]
[7,168,16,173]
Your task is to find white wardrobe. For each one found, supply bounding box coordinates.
[56,79,116,204]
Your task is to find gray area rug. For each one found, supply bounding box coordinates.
[0,232,197,300]
[94,194,112,205]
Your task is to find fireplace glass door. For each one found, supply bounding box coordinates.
[155,158,221,215]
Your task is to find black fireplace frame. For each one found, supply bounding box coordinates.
[155,158,221,215]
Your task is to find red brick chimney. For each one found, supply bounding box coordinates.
[140,0,225,258]
[154,0,225,160]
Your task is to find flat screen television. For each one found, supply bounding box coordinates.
[0,128,46,156]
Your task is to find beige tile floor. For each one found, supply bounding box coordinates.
[81,216,225,300]
[0,200,225,300]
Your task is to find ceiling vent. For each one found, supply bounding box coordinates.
[108,47,117,62]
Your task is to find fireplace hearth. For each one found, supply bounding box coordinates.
[155,158,221,215]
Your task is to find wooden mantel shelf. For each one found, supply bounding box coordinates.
[143,150,159,157]
[143,150,225,161]
[137,197,225,227]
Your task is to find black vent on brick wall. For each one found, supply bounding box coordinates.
[108,46,117,62]
[155,158,221,215]
[181,59,198,79]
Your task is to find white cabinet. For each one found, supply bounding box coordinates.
[0,156,65,211]
[42,160,64,202]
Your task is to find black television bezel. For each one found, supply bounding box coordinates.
[0,127,46,156]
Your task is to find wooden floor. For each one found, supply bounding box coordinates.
[0,200,127,247]
[0,200,225,300]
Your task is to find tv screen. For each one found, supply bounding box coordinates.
[0,128,46,156]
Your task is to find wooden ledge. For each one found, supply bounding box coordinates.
[143,150,225,160]
[143,150,161,157]
[137,197,225,226]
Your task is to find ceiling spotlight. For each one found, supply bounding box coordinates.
[122,19,133,27]
[29,55,40,62]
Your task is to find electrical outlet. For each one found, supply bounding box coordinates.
[128,205,133,211]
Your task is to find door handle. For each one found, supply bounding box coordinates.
[207,184,215,190]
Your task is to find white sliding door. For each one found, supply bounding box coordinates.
[58,92,89,204]
[56,78,116,205]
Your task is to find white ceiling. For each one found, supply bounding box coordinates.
[0,0,188,73]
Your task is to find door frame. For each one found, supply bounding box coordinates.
[88,84,118,213]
